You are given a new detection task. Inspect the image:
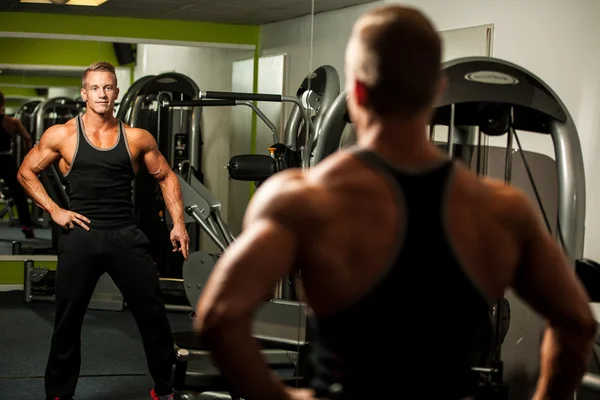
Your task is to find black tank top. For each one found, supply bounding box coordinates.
[307,147,492,400]
[0,115,13,152]
[63,115,135,230]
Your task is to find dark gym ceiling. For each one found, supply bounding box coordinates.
[0,0,381,25]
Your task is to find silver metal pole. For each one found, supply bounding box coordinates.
[186,205,228,252]
[206,217,226,246]
[428,125,435,142]
[273,281,283,299]
[213,212,235,246]
[447,104,456,157]
[165,304,194,313]
[476,125,483,176]
[504,107,514,183]
[582,373,600,393]
[236,100,278,144]
[550,119,586,264]
[23,259,33,303]
[12,241,21,255]
[31,294,55,303]
[282,96,311,169]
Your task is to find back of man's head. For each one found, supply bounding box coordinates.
[346,5,442,118]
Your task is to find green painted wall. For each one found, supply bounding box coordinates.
[0,12,259,47]
[0,37,120,67]
[0,260,57,285]
[6,100,22,108]
[0,86,39,97]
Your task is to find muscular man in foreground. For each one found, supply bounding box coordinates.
[193,5,597,400]
[0,92,36,238]
[18,61,189,400]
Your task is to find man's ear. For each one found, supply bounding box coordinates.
[80,87,87,102]
[353,79,369,108]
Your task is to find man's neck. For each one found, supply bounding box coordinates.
[356,114,448,171]
[82,111,116,133]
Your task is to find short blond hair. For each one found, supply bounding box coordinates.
[82,61,117,88]
[348,5,442,117]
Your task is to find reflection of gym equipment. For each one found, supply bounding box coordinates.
[214,65,340,186]
[126,72,204,285]
[160,68,341,399]
[10,98,82,256]
[13,99,41,165]
[313,57,588,400]
[283,65,340,158]
[115,74,156,123]
[0,180,20,226]
[32,97,84,144]
[163,65,341,301]
[2,100,43,232]
[168,173,308,398]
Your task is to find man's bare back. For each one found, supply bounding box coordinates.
[244,147,579,318]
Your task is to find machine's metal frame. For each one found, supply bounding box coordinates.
[13,99,42,164]
[283,65,340,159]
[435,56,585,265]
[32,97,83,144]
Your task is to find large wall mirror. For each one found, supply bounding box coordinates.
[0,1,367,398]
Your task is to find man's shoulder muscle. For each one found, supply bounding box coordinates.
[457,166,539,236]
[243,169,317,227]
[40,122,75,149]
[122,124,155,152]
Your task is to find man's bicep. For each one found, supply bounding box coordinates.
[196,219,298,327]
[513,200,592,328]
[242,170,306,228]
[140,133,170,178]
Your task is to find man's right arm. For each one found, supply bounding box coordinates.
[17,125,64,217]
[511,192,597,400]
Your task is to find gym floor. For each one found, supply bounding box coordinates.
[0,225,52,254]
[0,290,193,399]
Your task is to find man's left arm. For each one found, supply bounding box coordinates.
[140,130,189,260]
[193,173,308,400]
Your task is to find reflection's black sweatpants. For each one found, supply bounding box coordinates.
[44,224,175,400]
[0,154,34,227]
